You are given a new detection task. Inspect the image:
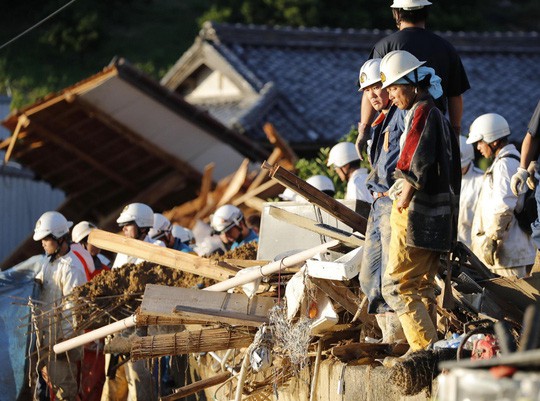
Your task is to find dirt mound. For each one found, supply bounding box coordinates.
[209,241,258,261]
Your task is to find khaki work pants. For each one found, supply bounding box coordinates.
[382,202,440,351]
[101,354,156,401]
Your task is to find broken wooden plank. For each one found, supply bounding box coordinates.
[88,229,238,281]
[247,147,283,192]
[262,162,367,234]
[310,278,359,316]
[131,327,255,360]
[197,163,215,211]
[263,123,298,167]
[233,179,282,207]
[4,115,28,163]
[268,205,364,248]
[217,158,250,207]
[139,284,276,327]
[160,372,232,401]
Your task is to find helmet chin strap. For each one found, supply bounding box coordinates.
[48,237,64,262]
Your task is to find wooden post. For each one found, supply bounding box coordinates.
[160,372,232,401]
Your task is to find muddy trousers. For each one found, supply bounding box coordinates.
[382,203,440,351]
[101,354,157,401]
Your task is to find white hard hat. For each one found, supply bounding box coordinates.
[149,213,171,239]
[33,211,73,241]
[358,58,382,91]
[171,224,194,243]
[306,175,335,194]
[72,221,97,243]
[278,188,298,201]
[116,202,154,228]
[210,204,244,234]
[327,142,360,168]
[391,0,432,10]
[459,136,474,169]
[466,113,511,145]
[380,50,426,89]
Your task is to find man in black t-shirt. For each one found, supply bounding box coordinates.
[358,0,470,148]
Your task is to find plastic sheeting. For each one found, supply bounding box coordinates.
[0,255,42,401]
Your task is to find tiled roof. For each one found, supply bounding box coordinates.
[172,22,540,147]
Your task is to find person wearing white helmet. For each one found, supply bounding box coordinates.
[103,203,157,400]
[210,204,258,250]
[457,136,484,249]
[379,50,461,354]
[72,221,110,274]
[33,211,87,401]
[112,202,156,269]
[170,224,195,253]
[467,114,535,278]
[356,58,406,343]
[326,142,372,203]
[358,0,469,152]
[148,213,173,248]
[511,100,540,261]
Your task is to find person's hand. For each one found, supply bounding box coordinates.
[527,161,538,190]
[482,237,498,266]
[355,122,369,161]
[511,167,529,196]
[388,179,404,201]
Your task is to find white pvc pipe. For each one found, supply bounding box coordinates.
[54,240,338,353]
[53,314,136,354]
[205,240,339,292]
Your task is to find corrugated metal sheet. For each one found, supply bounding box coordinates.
[0,165,65,263]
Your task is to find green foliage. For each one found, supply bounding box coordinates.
[294,125,371,199]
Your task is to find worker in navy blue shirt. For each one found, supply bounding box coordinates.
[210,204,258,250]
[357,0,470,152]
[356,58,406,343]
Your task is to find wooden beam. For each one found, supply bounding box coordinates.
[216,158,250,207]
[263,122,298,166]
[27,117,138,190]
[268,206,364,247]
[197,163,215,210]
[139,284,276,326]
[160,372,232,401]
[246,148,282,192]
[65,93,202,181]
[88,230,238,281]
[4,115,28,163]
[310,278,360,316]
[263,162,368,234]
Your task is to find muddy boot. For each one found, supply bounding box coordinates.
[386,312,406,344]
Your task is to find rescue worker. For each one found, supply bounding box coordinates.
[72,221,110,273]
[457,136,484,248]
[102,203,157,401]
[210,204,258,250]
[358,0,470,152]
[467,113,535,278]
[170,224,195,253]
[356,58,406,343]
[71,221,109,401]
[148,213,172,248]
[33,211,87,401]
[511,100,540,253]
[112,202,156,269]
[326,142,372,203]
[379,50,461,352]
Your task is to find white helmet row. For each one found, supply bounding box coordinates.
[33,211,73,241]
[210,204,244,234]
[149,213,171,239]
[391,0,432,10]
[116,202,154,228]
[306,175,335,194]
[466,113,511,145]
[459,136,475,169]
[72,221,97,243]
[380,50,426,89]
[358,58,382,90]
[171,224,194,243]
[327,142,360,168]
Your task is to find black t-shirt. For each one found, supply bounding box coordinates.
[528,100,540,138]
[370,27,470,100]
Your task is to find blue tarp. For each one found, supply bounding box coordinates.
[0,255,42,401]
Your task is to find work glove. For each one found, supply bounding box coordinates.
[388,178,404,201]
[511,167,530,196]
[482,237,498,266]
[527,161,538,191]
[355,123,370,161]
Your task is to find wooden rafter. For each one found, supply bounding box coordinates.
[3,115,29,163]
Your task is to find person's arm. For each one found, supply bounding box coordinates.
[519,132,540,169]
[448,95,463,137]
[397,180,415,213]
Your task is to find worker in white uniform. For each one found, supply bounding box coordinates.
[457,135,484,248]
[327,142,372,203]
[467,114,535,277]
[111,202,158,269]
[33,211,87,401]
[102,202,157,401]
